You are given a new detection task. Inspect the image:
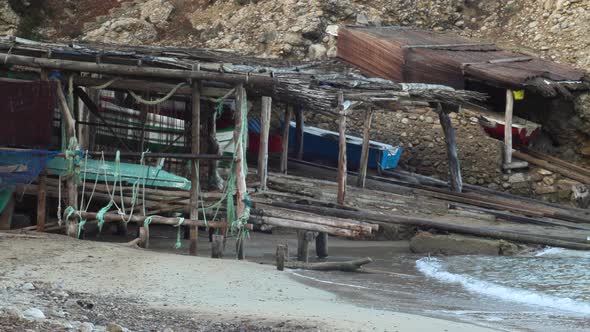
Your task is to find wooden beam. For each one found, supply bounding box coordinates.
[357,109,373,188]
[504,89,514,168]
[234,85,248,260]
[295,107,304,160]
[436,104,463,193]
[337,92,347,205]
[258,96,272,190]
[280,105,292,174]
[189,81,201,256]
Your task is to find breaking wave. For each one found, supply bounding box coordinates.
[416,257,590,315]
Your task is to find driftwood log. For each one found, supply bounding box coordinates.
[284,257,373,272]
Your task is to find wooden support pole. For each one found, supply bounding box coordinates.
[337,92,347,205]
[276,244,288,271]
[36,172,47,232]
[436,104,462,193]
[295,107,304,160]
[258,96,272,190]
[207,103,223,190]
[315,232,329,258]
[211,234,224,258]
[297,230,311,262]
[189,81,201,256]
[280,105,292,174]
[234,85,248,260]
[357,109,373,188]
[504,89,514,169]
[0,194,14,230]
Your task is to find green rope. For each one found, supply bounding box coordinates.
[77,219,86,239]
[144,216,154,230]
[174,217,185,249]
[96,200,114,232]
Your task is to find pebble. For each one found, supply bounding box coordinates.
[80,322,95,332]
[107,322,126,332]
[20,282,35,291]
[23,307,46,320]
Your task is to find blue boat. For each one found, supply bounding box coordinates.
[286,122,402,171]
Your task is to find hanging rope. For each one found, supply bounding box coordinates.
[127,82,187,106]
[91,77,121,90]
[174,217,185,249]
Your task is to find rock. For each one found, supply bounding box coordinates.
[508,173,527,183]
[0,0,20,35]
[356,13,369,25]
[410,231,514,256]
[20,282,35,291]
[107,322,125,332]
[307,43,327,60]
[3,307,23,319]
[80,322,95,332]
[325,24,339,36]
[83,18,158,45]
[23,308,45,320]
[140,0,174,28]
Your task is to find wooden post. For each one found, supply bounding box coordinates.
[295,107,304,160]
[0,194,14,230]
[258,96,272,190]
[504,89,514,169]
[276,244,288,271]
[280,105,292,174]
[234,85,248,260]
[207,103,223,190]
[211,234,224,258]
[315,232,329,258]
[189,81,201,256]
[297,230,311,262]
[337,92,347,205]
[436,103,463,193]
[357,109,373,188]
[36,172,47,232]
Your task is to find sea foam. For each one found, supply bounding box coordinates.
[416,257,590,315]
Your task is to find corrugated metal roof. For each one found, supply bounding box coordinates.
[338,26,589,96]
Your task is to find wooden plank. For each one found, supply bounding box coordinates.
[234,85,248,260]
[513,151,590,185]
[280,106,292,174]
[189,81,200,256]
[36,172,47,232]
[504,89,514,167]
[337,92,347,205]
[437,104,462,192]
[357,109,373,188]
[295,106,304,160]
[258,96,272,190]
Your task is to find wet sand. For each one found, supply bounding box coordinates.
[0,231,497,331]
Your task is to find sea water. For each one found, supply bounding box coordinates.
[290,248,590,331]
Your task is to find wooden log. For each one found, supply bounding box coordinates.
[211,234,224,258]
[436,104,462,192]
[297,230,311,262]
[139,227,149,249]
[284,257,373,272]
[295,106,304,160]
[522,147,590,179]
[75,211,244,229]
[207,104,223,190]
[189,81,201,256]
[55,80,76,139]
[270,201,590,250]
[513,151,590,185]
[504,89,514,168]
[337,91,347,205]
[36,172,47,232]
[258,96,272,190]
[276,244,288,271]
[357,108,373,188]
[315,232,329,258]
[260,216,361,237]
[235,85,248,260]
[280,105,292,174]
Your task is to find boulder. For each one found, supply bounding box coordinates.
[83,18,157,45]
[307,43,327,60]
[140,0,174,29]
[410,231,518,256]
[0,0,20,36]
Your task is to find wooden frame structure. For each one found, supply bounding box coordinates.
[0,36,485,260]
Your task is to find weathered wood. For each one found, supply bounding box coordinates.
[522,147,590,179]
[297,230,311,262]
[139,227,149,248]
[189,81,201,256]
[357,109,373,188]
[75,211,241,229]
[0,193,14,230]
[36,172,47,232]
[55,80,76,140]
[207,104,223,190]
[284,257,373,272]
[280,106,292,174]
[513,151,590,185]
[276,244,288,271]
[337,92,347,205]
[436,104,462,193]
[260,216,360,237]
[295,106,304,160]
[315,232,329,258]
[235,85,248,260]
[258,96,272,190]
[211,234,224,258]
[504,89,514,168]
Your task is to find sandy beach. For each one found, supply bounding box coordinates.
[0,232,497,332]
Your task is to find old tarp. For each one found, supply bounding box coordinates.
[0,80,56,148]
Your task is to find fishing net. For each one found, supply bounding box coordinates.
[0,149,60,191]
